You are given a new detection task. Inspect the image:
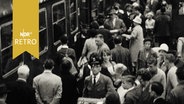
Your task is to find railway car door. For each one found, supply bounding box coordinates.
[0,22,24,80]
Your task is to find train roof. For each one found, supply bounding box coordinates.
[0,0,12,18]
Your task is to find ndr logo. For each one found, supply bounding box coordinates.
[20,29,32,38]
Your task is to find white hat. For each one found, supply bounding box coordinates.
[159,43,169,52]
[17,65,30,75]
[133,16,142,24]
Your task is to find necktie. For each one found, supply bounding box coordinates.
[93,76,96,85]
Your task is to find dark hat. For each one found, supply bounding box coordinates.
[109,9,117,14]
[89,52,102,65]
[143,38,152,43]
[0,84,7,95]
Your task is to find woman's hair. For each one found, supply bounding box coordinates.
[101,49,112,60]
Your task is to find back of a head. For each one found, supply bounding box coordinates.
[176,66,184,81]
[87,29,97,38]
[60,35,68,45]
[114,35,122,44]
[147,56,157,66]
[105,92,121,104]
[165,53,176,63]
[151,82,164,96]
[137,68,152,81]
[17,65,30,76]
[44,59,55,70]
[60,58,72,74]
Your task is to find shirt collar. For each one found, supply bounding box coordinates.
[92,73,101,82]
[17,78,27,82]
[99,26,104,29]
[44,70,52,73]
[57,44,68,51]
[153,96,162,103]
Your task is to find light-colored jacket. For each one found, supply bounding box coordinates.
[33,70,62,104]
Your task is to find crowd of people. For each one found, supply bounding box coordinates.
[1,0,184,104]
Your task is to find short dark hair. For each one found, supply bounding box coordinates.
[165,53,176,63]
[137,68,152,81]
[151,82,164,96]
[44,59,55,70]
[143,38,152,43]
[105,92,121,104]
[60,58,72,74]
[60,35,68,44]
[87,29,97,38]
[176,66,184,80]
[147,56,157,66]
[114,35,122,44]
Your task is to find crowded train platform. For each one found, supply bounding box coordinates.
[1,0,184,104]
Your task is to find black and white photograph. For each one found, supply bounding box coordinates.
[0,0,184,104]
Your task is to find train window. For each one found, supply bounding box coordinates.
[91,0,99,10]
[0,23,12,50]
[70,0,78,33]
[52,0,66,44]
[91,0,100,19]
[39,8,48,54]
[0,22,23,76]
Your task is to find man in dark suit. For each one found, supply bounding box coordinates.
[111,35,132,73]
[150,82,166,104]
[6,65,36,104]
[83,52,115,98]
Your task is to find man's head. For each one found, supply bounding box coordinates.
[150,82,164,98]
[43,59,55,70]
[144,38,152,50]
[147,57,158,75]
[122,75,135,89]
[95,34,104,46]
[109,9,117,20]
[60,35,68,45]
[176,66,184,82]
[164,53,176,65]
[159,43,168,56]
[89,52,102,75]
[17,65,30,80]
[137,68,152,87]
[113,35,122,45]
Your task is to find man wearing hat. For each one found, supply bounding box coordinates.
[122,16,144,73]
[83,52,115,98]
[104,9,127,34]
[6,65,36,104]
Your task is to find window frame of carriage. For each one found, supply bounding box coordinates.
[39,8,49,56]
[70,0,79,35]
[0,21,24,78]
[52,0,67,46]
